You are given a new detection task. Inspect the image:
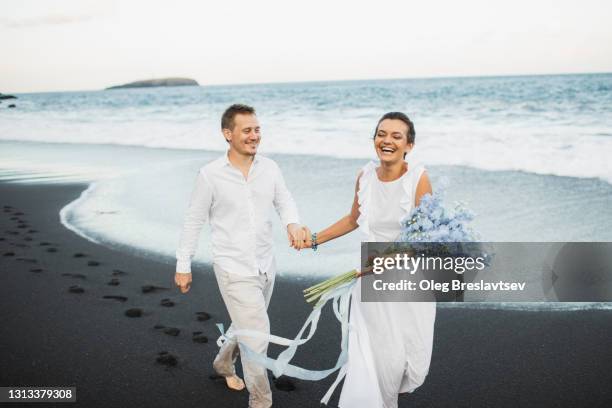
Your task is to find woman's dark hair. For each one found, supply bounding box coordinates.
[373,112,416,144]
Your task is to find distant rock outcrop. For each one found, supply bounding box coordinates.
[106,77,199,90]
[1,92,17,108]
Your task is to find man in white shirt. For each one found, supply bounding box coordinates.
[174,104,306,408]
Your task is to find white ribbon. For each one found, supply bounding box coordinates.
[216,279,356,404]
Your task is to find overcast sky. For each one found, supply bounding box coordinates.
[1,0,611,93]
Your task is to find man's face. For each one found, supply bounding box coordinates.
[224,113,261,156]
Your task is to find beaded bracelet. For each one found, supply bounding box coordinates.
[311,232,318,251]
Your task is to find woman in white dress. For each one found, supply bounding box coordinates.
[308,112,436,408]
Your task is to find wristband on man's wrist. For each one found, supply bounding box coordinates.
[311,232,318,251]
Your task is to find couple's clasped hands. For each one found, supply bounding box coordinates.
[287,223,313,251]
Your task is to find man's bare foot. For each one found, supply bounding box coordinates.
[225,374,245,391]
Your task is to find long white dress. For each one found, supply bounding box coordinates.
[337,161,437,408]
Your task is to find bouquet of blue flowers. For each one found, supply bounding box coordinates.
[398,191,478,243]
[304,190,480,306]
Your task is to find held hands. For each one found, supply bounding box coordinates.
[287,224,313,251]
[174,272,192,294]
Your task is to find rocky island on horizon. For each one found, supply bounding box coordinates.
[105,77,199,90]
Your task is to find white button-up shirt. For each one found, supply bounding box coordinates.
[176,152,300,276]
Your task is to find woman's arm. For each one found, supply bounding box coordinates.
[415,171,433,207]
[314,172,362,246]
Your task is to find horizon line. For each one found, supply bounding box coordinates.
[4,69,612,95]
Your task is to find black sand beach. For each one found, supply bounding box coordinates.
[1,181,611,407]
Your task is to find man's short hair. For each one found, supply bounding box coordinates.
[221,104,256,131]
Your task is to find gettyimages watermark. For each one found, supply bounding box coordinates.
[360,242,612,302]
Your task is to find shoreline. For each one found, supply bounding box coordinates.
[1,181,611,407]
[55,175,612,310]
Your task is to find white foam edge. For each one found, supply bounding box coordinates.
[59,182,102,245]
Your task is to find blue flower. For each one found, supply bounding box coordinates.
[398,188,479,244]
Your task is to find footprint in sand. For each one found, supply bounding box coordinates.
[62,273,87,279]
[163,327,180,336]
[39,242,51,246]
[30,268,43,273]
[102,295,128,302]
[153,325,180,336]
[107,278,120,286]
[68,285,85,294]
[87,260,100,266]
[24,237,33,241]
[28,230,38,234]
[160,298,175,307]
[112,269,128,276]
[196,311,211,321]
[273,376,296,392]
[3,252,15,257]
[192,332,208,343]
[155,351,178,368]
[73,253,87,258]
[142,285,168,294]
[46,248,58,253]
[125,308,143,317]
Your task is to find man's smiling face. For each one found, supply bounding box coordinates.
[225,113,261,156]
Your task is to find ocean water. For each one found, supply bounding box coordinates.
[1,73,611,310]
[2,74,612,182]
